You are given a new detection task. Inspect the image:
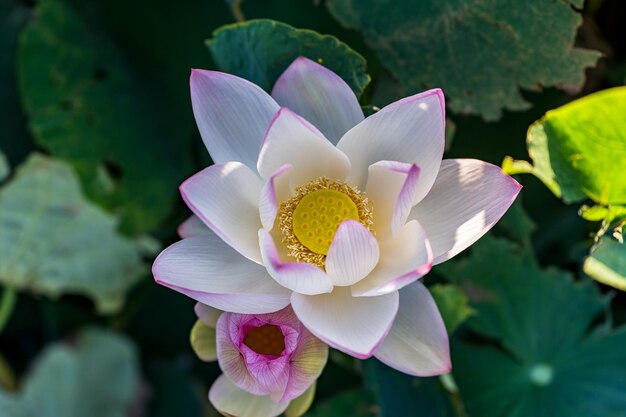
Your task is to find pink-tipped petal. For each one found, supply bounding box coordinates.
[365,161,421,237]
[209,375,289,417]
[217,313,291,396]
[190,69,279,169]
[177,215,211,239]
[259,164,293,231]
[153,235,290,314]
[351,220,432,297]
[257,108,350,186]
[409,159,522,265]
[271,57,364,144]
[180,162,263,262]
[325,220,380,287]
[337,89,445,193]
[280,330,328,403]
[259,229,334,295]
[374,282,451,376]
[291,287,399,359]
[180,289,291,314]
[195,302,222,327]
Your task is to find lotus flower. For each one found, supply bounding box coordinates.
[153,57,521,375]
[191,303,327,417]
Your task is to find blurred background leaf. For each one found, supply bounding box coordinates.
[17,0,205,234]
[0,154,145,314]
[0,328,142,417]
[430,284,475,334]
[505,87,626,205]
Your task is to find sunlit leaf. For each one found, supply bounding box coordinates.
[208,19,370,96]
[584,236,626,291]
[327,0,599,120]
[0,154,145,314]
[505,87,626,205]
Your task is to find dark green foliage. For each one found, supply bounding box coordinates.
[208,19,370,95]
[18,0,196,234]
[327,0,600,120]
[440,235,626,417]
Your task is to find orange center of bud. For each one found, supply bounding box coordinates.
[243,324,285,356]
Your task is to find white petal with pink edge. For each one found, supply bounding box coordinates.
[209,375,289,417]
[351,220,432,297]
[325,220,379,287]
[374,282,451,376]
[271,57,364,144]
[153,235,290,314]
[190,69,279,170]
[180,162,263,263]
[194,302,221,327]
[153,235,282,294]
[337,89,445,194]
[257,108,350,186]
[259,229,333,295]
[279,329,328,403]
[291,287,399,359]
[409,159,522,265]
[177,215,210,239]
[259,164,293,231]
[180,289,291,315]
[365,160,421,237]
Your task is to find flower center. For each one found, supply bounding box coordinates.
[292,189,360,255]
[279,177,373,267]
[243,324,285,356]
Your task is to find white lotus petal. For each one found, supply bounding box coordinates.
[177,215,210,238]
[325,220,379,287]
[180,162,263,262]
[409,159,521,264]
[257,108,350,187]
[191,69,279,170]
[351,220,432,297]
[337,89,445,198]
[374,282,451,376]
[153,235,290,314]
[259,229,333,295]
[272,57,364,144]
[291,287,398,358]
[365,160,421,237]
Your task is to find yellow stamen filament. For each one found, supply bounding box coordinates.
[278,177,373,267]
